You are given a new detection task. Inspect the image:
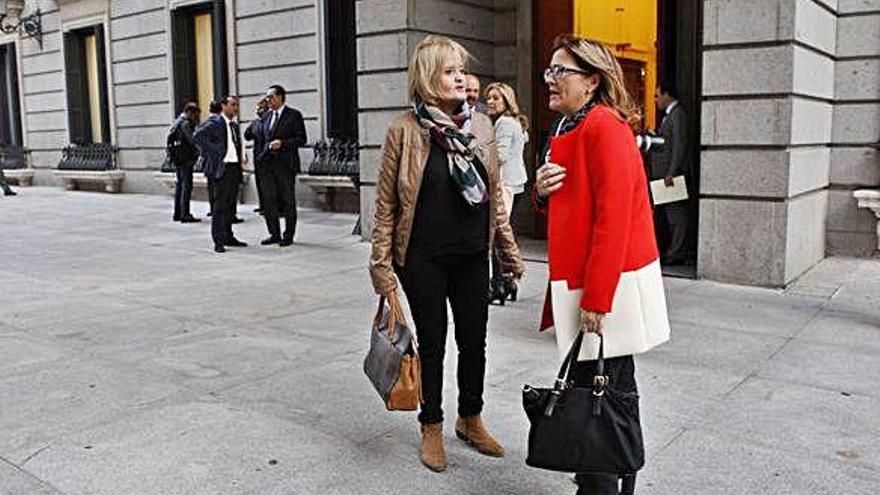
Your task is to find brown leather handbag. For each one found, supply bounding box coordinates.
[363,295,421,411]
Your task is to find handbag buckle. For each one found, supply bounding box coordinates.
[592,375,608,396]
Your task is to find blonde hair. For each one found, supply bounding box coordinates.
[485,82,529,132]
[408,35,471,105]
[552,35,639,128]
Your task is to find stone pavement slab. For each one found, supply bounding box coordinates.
[1,188,879,494]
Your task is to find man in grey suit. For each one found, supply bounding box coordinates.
[651,84,690,265]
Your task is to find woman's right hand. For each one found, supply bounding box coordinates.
[535,162,566,199]
[385,288,405,321]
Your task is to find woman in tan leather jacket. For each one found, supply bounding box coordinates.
[369,35,525,473]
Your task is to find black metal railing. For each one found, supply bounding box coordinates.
[308,138,359,177]
[57,143,118,171]
[0,145,28,169]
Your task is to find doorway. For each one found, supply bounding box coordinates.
[170,0,229,119]
[0,42,22,148]
[529,0,702,278]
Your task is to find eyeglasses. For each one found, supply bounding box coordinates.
[543,65,591,82]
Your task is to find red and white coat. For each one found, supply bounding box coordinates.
[539,105,670,362]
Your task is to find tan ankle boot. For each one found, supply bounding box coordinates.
[420,423,447,472]
[455,415,504,457]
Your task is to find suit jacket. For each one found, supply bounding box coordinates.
[649,103,689,180]
[244,116,267,168]
[171,114,199,167]
[194,114,242,180]
[260,106,307,173]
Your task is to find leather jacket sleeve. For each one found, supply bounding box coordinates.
[369,124,403,295]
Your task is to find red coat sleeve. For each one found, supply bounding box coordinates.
[580,119,635,313]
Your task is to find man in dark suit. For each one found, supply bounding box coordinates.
[204,100,222,218]
[651,83,691,265]
[244,97,269,215]
[194,95,248,253]
[170,102,201,223]
[258,85,307,246]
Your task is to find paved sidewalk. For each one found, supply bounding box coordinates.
[1,188,879,494]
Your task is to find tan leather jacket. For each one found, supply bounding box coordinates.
[369,111,525,295]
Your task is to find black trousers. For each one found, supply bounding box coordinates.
[395,252,489,425]
[173,163,194,219]
[207,178,215,215]
[254,167,266,211]
[259,165,297,241]
[211,163,240,246]
[573,355,639,495]
[656,202,688,262]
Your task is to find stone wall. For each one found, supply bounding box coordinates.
[110,0,169,194]
[356,0,524,235]
[699,0,837,286]
[20,0,64,185]
[16,0,324,200]
[827,0,880,255]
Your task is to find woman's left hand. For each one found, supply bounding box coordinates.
[580,310,605,335]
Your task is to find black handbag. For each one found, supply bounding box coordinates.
[523,332,644,474]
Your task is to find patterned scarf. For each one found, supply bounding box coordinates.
[542,101,598,165]
[413,100,489,206]
[556,101,597,136]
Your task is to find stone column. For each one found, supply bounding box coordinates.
[356,0,517,237]
[827,0,880,255]
[698,0,836,286]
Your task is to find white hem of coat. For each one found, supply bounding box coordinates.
[550,260,671,362]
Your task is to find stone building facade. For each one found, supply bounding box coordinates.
[0,0,877,288]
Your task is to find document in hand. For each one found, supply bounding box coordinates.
[649,176,688,205]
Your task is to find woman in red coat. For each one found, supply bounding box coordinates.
[534,35,671,495]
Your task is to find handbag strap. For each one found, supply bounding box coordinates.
[544,332,607,417]
[373,294,407,342]
[373,296,396,340]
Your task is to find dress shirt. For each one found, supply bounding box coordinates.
[222,114,240,164]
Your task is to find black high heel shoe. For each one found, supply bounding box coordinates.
[505,279,518,302]
[488,279,507,306]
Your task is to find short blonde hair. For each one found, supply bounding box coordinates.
[408,35,471,105]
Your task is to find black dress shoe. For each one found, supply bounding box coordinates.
[261,237,281,246]
[3,189,16,196]
[225,238,248,247]
[180,215,202,223]
[232,217,244,224]
[173,216,181,222]
[214,244,226,253]
[279,238,293,247]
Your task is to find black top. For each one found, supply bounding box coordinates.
[408,142,490,260]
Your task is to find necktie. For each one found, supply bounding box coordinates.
[269,110,279,134]
[229,121,241,157]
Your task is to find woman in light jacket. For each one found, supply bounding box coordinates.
[369,35,525,473]
[534,35,671,495]
[484,82,529,305]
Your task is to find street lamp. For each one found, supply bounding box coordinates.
[0,0,43,49]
